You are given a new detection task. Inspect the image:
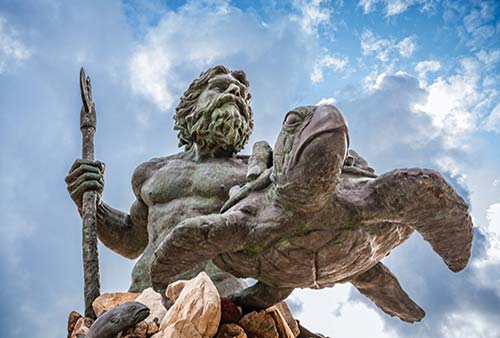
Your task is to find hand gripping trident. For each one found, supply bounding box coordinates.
[79,67,100,319]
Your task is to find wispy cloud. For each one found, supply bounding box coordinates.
[360,30,417,62]
[311,54,348,83]
[414,60,441,81]
[0,16,31,74]
[291,0,332,34]
[358,0,436,16]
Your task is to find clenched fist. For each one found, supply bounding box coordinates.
[65,159,105,211]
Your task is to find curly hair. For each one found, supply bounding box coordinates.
[174,65,253,154]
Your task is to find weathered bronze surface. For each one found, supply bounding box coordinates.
[67,66,473,327]
[78,68,100,319]
[150,105,473,323]
[78,302,150,338]
[67,66,260,294]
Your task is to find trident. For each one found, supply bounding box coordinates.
[79,67,100,319]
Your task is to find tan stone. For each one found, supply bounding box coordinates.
[216,323,248,338]
[153,319,203,338]
[266,306,295,338]
[159,272,221,338]
[135,287,167,324]
[67,311,82,337]
[274,302,300,337]
[92,292,139,317]
[238,310,278,338]
[165,279,188,304]
[70,317,94,338]
[147,321,160,336]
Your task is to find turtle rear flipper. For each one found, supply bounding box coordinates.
[339,168,473,272]
[151,211,250,290]
[351,262,425,323]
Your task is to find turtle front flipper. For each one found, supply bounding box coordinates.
[350,262,425,323]
[229,281,293,313]
[338,168,473,272]
[151,211,249,290]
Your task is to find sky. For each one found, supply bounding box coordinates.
[0,0,499,337]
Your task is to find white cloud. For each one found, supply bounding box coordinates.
[484,203,500,260]
[292,285,392,338]
[462,1,498,50]
[484,103,500,132]
[317,97,337,105]
[413,58,493,148]
[415,60,441,80]
[129,44,174,111]
[386,0,415,16]
[476,49,500,66]
[129,1,315,112]
[360,30,392,62]
[439,311,500,338]
[358,0,379,13]
[311,54,348,83]
[0,16,32,73]
[358,0,435,16]
[415,76,477,148]
[292,0,332,34]
[398,36,416,57]
[436,156,467,186]
[360,30,416,62]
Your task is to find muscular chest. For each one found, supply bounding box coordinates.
[141,159,247,205]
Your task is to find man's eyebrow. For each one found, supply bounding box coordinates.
[209,77,248,92]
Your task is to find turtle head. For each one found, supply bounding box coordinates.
[271,104,349,212]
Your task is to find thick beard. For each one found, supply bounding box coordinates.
[188,102,250,156]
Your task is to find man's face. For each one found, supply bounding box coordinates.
[186,72,252,155]
[196,73,251,123]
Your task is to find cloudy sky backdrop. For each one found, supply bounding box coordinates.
[1,0,499,337]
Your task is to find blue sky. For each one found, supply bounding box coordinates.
[1,1,499,337]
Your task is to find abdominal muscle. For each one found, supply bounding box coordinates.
[129,197,226,292]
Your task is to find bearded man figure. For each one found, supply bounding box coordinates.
[66,65,265,294]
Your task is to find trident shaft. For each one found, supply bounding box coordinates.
[79,67,100,319]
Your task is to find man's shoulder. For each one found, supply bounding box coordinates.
[131,153,182,197]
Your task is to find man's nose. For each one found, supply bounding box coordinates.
[225,83,240,96]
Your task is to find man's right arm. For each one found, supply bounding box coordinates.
[65,159,148,259]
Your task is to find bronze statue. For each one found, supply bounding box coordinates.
[150,104,473,323]
[66,65,263,294]
[66,67,473,334]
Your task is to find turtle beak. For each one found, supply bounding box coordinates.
[289,105,349,170]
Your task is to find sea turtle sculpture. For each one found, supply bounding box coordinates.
[150,104,473,323]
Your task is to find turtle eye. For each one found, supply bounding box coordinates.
[110,315,120,323]
[284,111,302,127]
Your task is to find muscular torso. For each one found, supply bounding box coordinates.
[129,152,248,291]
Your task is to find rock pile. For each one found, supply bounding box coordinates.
[68,272,302,338]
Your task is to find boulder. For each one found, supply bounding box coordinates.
[274,302,300,337]
[135,287,167,324]
[216,323,247,338]
[159,272,221,338]
[220,297,242,324]
[92,292,139,317]
[147,321,160,336]
[266,306,296,338]
[153,319,202,338]
[165,279,188,304]
[238,310,278,338]
[70,316,94,338]
[67,311,82,337]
